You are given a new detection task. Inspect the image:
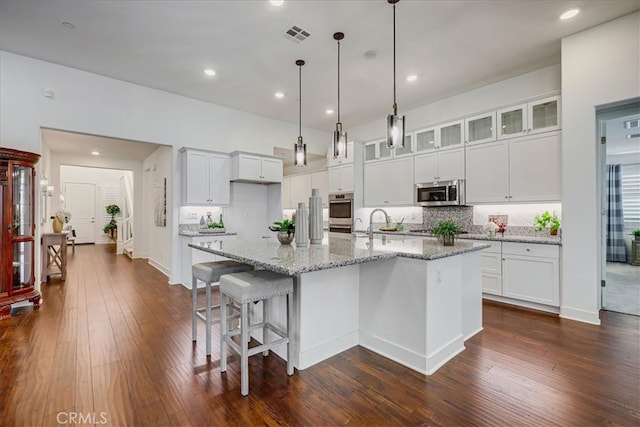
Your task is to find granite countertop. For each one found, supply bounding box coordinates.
[366,230,562,245]
[188,233,490,276]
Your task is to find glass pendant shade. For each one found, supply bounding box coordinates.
[386,107,405,149]
[332,122,347,159]
[294,137,307,167]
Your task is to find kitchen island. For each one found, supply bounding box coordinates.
[189,233,489,375]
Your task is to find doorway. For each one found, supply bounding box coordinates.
[598,99,640,316]
[64,182,96,244]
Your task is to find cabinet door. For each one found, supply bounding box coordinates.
[497,103,527,139]
[208,153,230,205]
[436,148,465,181]
[184,150,211,204]
[465,141,509,203]
[439,120,464,149]
[281,177,291,209]
[311,171,329,207]
[365,158,413,206]
[482,273,502,296]
[261,158,283,182]
[327,141,354,167]
[328,164,352,193]
[502,254,559,306]
[394,134,413,157]
[508,132,561,202]
[528,95,560,134]
[378,140,393,161]
[415,127,438,153]
[364,141,378,162]
[465,112,496,145]
[237,154,263,180]
[340,164,354,192]
[290,174,312,208]
[414,152,438,183]
[364,162,387,206]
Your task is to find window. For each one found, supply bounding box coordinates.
[621,163,640,227]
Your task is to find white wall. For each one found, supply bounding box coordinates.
[350,64,561,140]
[561,11,640,324]
[0,51,331,283]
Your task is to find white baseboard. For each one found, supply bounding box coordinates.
[560,306,601,325]
[483,294,560,315]
[148,258,170,277]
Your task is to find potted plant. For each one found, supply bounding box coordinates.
[104,204,121,240]
[633,229,640,241]
[269,219,295,245]
[432,220,460,246]
[533,211,561,235]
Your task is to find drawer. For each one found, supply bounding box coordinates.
[482,241,502,254]
[482,251,502,274]
[482,273,502,295]
[502,242,559,259]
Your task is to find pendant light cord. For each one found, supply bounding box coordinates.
[298,63,302,139]
[337,39,341,123]
[393,2,397,112]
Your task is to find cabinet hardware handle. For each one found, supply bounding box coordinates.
[526,248,530,251]
[505,196,509,199]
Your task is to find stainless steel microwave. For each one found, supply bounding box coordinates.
[415,180,466,207]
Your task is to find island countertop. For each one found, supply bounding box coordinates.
[188,233,490,276]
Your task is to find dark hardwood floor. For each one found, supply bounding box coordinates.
[1,244,638,426]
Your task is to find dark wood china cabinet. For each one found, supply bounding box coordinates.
[0,147,40,319]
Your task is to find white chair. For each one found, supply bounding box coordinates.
[63,225,76,254]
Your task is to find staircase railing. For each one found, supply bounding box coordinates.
[116,216,134,254]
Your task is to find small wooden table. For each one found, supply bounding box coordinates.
[42,233,67,281]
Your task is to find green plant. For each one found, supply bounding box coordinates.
[104,204,121,235]
[534,211,560,232]
[269,219,295,235]
[431,220,460,237]
[632,229,640,236]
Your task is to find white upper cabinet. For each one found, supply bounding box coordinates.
[497,95,560,140]
[326,141,354,167]
[439,120,464,150]
[311,170,329,207]
[465,131,561,204]
[414,147,465,183]
[230,152,283,183]
[281,176,291,209]
[415,127,438,154]
[181,148,230,206]
[364,135,413,163]
[464,112,496,145]
[364,157,414,206]
[289,173,312,209]
[328,164,354,193]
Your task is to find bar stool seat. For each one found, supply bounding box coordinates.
[219,270,294,396]
[192,260,253,357]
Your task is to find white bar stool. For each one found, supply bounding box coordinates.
[192,260,253,357]
[219,270,294,396]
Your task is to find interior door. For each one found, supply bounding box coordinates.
[65,182,96,244]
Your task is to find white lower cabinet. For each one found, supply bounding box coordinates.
[480,241,502,295]
[502,242,560,306]
[180,235,236,288]
[364,157,414,206]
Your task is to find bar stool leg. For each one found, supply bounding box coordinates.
[205,281,212,356]
[220,292,228,373]
[262,299,269,356]
[240,301,250,396]
[286,293,293,376]
[192,277,198,342]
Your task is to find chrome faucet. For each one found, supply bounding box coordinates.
[369,208,390,240]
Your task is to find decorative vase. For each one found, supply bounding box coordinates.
[309,188,323,244]
[295,202,309,247]
[52,217,63,233]
[442,234,455,246]
[277,231,294,245]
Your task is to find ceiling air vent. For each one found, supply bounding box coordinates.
[283,25,311,44]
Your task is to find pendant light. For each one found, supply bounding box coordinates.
[386,0,405,149]
[294,59,307,167]
[332,32,347,159]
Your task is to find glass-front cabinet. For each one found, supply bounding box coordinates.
[497,95,560,140]
[364,135,413,162]
[439,120,464,149]
[465,112,496,145]
[1,147,40,319]
[415,127,437,153]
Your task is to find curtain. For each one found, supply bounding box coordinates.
[607,164,627,262]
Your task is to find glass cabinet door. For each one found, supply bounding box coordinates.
[378,140,392,160]
[394,134,413,157]
[12,164,34,238]
[415,127,437,153]
[439,120,463,149]
[364,141,378,162]
[465,112,496,145]
[12,241,34,291]
[497,104,527,139]
[529,96,560,134]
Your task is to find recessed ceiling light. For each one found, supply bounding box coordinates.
[560,8,580,20]
[270,0,284,6]
[275,92,284,99]
[62,21,75,30]
[91,149,101,156]
[325,109,334,115]
[204,68,216,77]
[406,74,417,82]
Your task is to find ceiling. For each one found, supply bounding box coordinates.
[2,0,639,137]
[607,114,640,157]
